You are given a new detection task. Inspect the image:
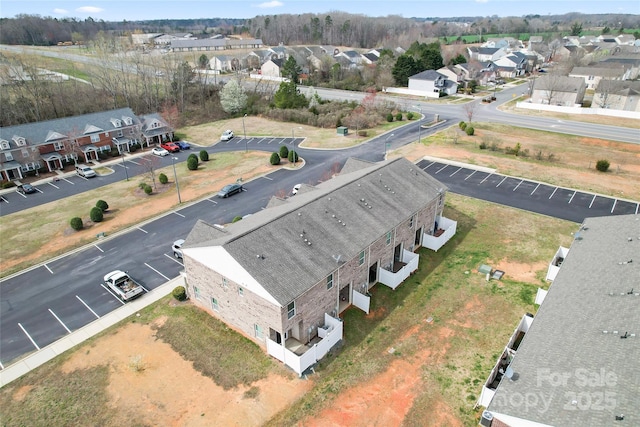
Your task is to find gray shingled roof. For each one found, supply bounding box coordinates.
[409,70,447,81]
[488,214,640,426]
[185,157,446,305]
[0,108,139,149]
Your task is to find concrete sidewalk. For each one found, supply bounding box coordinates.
[0,275,185,388]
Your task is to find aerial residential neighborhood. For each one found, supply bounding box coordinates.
[0,2,639,426]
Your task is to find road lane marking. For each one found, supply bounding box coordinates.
[18,323,40,350]
[165,253,184,265]
[172,211,185,218]
[549,187,558,200]
[49,308,71,333]
[449,167,462,177]
[145,262,169,282]
[464,170,476,180]
[137,227,148,233]
[48,181,60,189]
[589,194,596,208]
[568,190,576,203]
[636,203,639,215]
[101,283,126,304]
[496,176,507,187]
[76,295,100,318]
[513,180,523,191]
[94,244,104,252]
[611,199,617,213]
[531,183,540,195]
[44,264,53,274]
[480,173,492,184]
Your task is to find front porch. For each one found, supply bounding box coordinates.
[423,215,457,251]
[378,249,419,290]
[266,313,343,376]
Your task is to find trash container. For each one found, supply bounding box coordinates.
[336,126,348,136]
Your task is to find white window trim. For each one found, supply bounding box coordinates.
[287,301,296,319]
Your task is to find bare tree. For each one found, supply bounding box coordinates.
[463,101,477,123]
[140,155,161,190]
[593,79,617,109]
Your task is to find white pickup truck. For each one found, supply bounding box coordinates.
[103,270,144,301]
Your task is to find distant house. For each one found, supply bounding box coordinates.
[492,52,528,78]
[599,56,640,80]
[138,113,174,146]
[335,50,363,64]
[437,66,464,83]
[468,47,507,62]
[408,70,458,98]
[261,58,284,78]
[210,55,237,72]
[591,80,640,111]
[530,75,586,106]
[170,38,263,52]
[154,33,194,45]
[569,65,627,90]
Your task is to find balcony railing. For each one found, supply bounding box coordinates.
[423,216,457,252]
[379,249,419,290]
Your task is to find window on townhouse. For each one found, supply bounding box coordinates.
[409,215,415,228]
[54,142,64,150]
[254,324,264,340]
[194,286,201,300]
[16,138,25,146]
[287,301,296,319]
[327,273,333,290]
[21,148,28,157]
[117,130,123,137]
[90,134,100,143]
[386,231,392,245]
[4,152,14,161]
[222,277,228,289]
[211,297,219,311]
[359,251,365,266]
[0,140,9,150]
[238,287,244,297]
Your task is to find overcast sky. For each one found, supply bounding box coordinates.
[1,0,637,21]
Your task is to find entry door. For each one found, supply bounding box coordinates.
[369,262,378,283]
[414,227,423,247]
[394,243,402,263]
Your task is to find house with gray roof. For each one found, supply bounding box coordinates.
[482,214,640,427]
[408,70,458,98]
[0,108,142,181]
[569,65,627,90]
[181,157,456,375]
[592,80,640,111]
[530,75,586,106]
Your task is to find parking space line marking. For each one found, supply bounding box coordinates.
[145,262,169,281]
[76,295,100,318]
[464,170,476,180]
[589,194,596,208]
[531,183,540,195]
[549,187,558,200]
[62,177,74,184]
[127,159,141,165]
[0,360,4,369]
[206,198,217,204]
[513,180,523,192]
[18,323,40,350]
[436,164,448,174]
[0,196,8,203]
[636,203,639,215]
[480,173,492,184]
[262,176,273,181]
[44,264,53,274]
[94,244,104,253]
[101,283,126,304]
[35,188,43,194]
[449,167,462,177]
[611,199,617,213]
[172,211,185,218]
[568,191,576,204]
[137,227,148,234]
[48,181,60,189]
[49,309,71,333]
[165,253,184,265]
[496,176,507,187]
[422,162,435,170]
[16,192,26,198]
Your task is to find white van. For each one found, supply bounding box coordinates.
[75,164,96,178]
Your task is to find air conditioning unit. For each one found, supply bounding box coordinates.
[479,410,493,427]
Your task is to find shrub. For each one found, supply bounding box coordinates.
[459,121,466,129]
[288,150,299,163]
[172,286,187,301]
[465,126,475,136]
[90,206,103,222]
[129,144,138,153]
[188,153,198,162]
[144,184,153,195]
[70,217,83,230]
[479,142,487,150]
[279,145,289,159]
[406,112,414,120]
[158,173,168,185]
[199,150,209,161]
[138,182,147,189]
[386,113,394,122]
[358,130,368,137]
[596,159,610,172]
[232,216,243,223]
[270,152,281,165]
[96,199,109,212]
[2,181,16,189]
[395,112,403,121]
[187,156,199,171]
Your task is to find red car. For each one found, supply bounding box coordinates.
[160,142,180,153]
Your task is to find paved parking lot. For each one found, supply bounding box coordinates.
[417,158,639,223]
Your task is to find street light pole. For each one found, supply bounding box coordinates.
[416,105,422,144]
[171,156,182,204]
[121,151,129,181]
[242,114,247,153]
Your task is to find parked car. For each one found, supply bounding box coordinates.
[152,147,170,157]
[75,164,96,178]
[175,141,191,150]
[16,183,36,194]
[292,183,302,195]
[217,183,243,198]
[161,142,180,153]
[172,239,185,259]
[221,130,234,141]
